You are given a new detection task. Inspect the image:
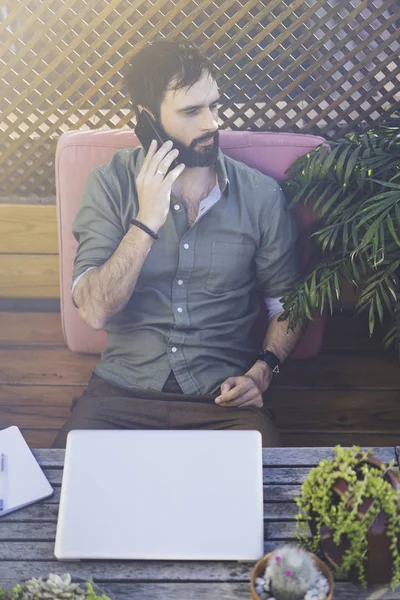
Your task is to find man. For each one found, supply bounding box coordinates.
[52,39,302,449]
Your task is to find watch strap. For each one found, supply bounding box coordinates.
[258,350,281,375]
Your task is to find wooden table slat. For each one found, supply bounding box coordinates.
[0,525,306,560]
[0,501,300,523]
[37,465,320,486]
[32,446,398,467]
[0,518,309,545]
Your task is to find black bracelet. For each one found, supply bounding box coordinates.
[130,219,159,240]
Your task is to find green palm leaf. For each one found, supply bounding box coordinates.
[281,121,400,351]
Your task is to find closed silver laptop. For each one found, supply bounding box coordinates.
[54,429,264,560]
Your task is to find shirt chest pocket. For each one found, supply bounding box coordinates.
[206,241,255,292]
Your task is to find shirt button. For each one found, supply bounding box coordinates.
[171,347,177,353]
[177,307,183,313]
[174,204,180,211]
[183,243,189,249]
[177,279,183,285]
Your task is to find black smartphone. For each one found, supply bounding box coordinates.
[135,110,180,173]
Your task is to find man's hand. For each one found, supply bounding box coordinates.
[136,139,185,233]
[215,361,274,408]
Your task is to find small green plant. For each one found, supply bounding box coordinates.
[0,574,111,600]
[295,446,400,590]
[84,581,111,600]
[280,123,400,352]
[266,545,319,600]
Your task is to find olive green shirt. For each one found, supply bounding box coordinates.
[73,147,300,394]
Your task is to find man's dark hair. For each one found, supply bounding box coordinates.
[124,38,217,119]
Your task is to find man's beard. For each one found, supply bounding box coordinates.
[160,124,219,168]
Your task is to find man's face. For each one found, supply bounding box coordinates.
[158,71,220,168]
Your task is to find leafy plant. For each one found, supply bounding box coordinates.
[84,581,111,600]
[280,123,400,351]
[0,574,111,600]
[295,446,400,590]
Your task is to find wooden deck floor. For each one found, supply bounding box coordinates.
[0,310,399,448]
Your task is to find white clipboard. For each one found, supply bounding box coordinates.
[0,426,54,516]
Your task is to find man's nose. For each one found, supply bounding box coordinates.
[201,108,218,132]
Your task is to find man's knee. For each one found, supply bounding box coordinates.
[252,410,280,447]
[228,407,281,447]
[52,397,108,448]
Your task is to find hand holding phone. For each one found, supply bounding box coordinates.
[135,110,181,173]
[134,114,185,233]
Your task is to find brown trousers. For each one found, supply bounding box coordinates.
[52,372,280,448]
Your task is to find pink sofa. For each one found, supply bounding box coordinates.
[56,129,326,357]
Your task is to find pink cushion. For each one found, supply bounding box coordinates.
[56,130,327,357]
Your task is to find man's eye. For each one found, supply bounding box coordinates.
[184,104,219,115]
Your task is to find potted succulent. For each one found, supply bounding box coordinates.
[250,544,334,600]
[279,122,400,355]
[295,446,400,590]
[0,573,111,600]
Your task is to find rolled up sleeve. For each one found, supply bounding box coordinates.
[72,166,125,283]
[256,185,301,297]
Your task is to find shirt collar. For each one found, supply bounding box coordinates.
[215,149,230,195]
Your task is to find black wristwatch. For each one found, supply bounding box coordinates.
[258,350,281,375]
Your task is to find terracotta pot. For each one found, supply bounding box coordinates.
[316,455,400,586]
[250,552,334,600]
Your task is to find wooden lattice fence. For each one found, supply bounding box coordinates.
[1,0,399,196]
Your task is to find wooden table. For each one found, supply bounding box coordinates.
[1,447,400,599]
